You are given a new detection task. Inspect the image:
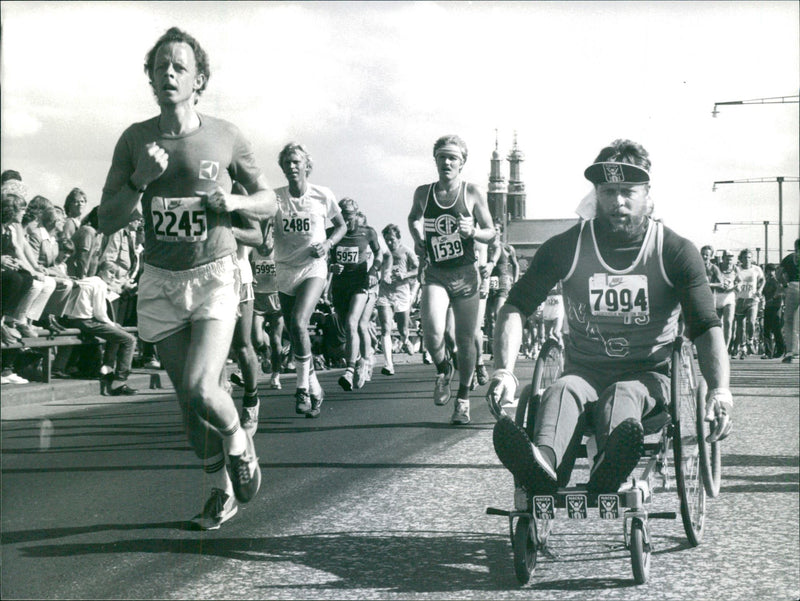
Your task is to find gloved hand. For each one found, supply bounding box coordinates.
[486,368,518,420]
[704,387,733,443]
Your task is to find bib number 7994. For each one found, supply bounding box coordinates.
[589,274,649,317]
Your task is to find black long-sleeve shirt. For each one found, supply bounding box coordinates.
[506,219,721,341]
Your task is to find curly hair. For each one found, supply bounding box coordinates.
[1,193,25,223]
[144,27,210,102]
[22,195,53,227]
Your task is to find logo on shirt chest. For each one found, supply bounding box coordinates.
[434,214,459,235]
[198,160,220,181]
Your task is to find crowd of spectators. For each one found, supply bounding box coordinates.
[1,168,153,385]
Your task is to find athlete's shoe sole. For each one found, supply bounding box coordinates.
[240,401,260,437]
[450,399,471,425]
[587,418,644,495]
[191,488,238,530]
[493,417,557,495]
[433,362,453,406]
[295,390,312,414]
[338,373,354,391]
[227,430,261,504]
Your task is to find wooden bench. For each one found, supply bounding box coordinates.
[1,326,138,384]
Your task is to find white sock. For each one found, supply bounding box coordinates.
[296,354,311,390]
[203,453,233,495]
[220,421,247,457]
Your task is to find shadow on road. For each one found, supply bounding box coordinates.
[12,529,692,592]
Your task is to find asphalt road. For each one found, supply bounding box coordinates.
[1,354,798,600]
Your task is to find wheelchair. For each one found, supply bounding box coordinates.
[486,336,723,585]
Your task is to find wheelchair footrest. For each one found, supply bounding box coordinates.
[531,482,650,520]
[486,507,510,517]
[646,511,677,520]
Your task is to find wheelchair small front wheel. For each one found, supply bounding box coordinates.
[512,516,537,584]
[629,518,651,584]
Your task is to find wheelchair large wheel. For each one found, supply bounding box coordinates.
[629,517,651,584]
[517,339,564,434]
[512,516,537,584]
[670,338,707,546]
[694,378,722,497]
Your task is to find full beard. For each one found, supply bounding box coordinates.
[596,210,648,245]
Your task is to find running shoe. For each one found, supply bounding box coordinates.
[240,400,260,436]
[381,365,395,376]
[422,350,432,364]
[402,339,415,355]
[144,358,161,370]
[587,418,644,495]
[230,371,245,387]
[493,416,557,495]
[308,374,324,406]
[306,393,323,419]
[354,359,368,389]
[365,356,374,381]
[270,373,281,389]
[227,429,261,503]
[191,487,238,530]
[295,388,312,414]
[338,369,355,391]
[782,354,795,363]
[475,363,489,386]
[433,360,453,406]
[450,398,471,425]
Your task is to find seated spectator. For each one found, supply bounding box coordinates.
[28,205,75,327]
[62,187,88,241]
[1,184,55,338]
[1,180,35,342]
[60,260,137,395]
[67,206,104,279]
[22,195,53,232]
[100,211,141,325]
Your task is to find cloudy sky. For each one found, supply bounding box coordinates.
[2,1,798,257]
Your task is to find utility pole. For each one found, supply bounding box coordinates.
[713,220,799,264]
[711,94,798,117]
[712,177,800,257]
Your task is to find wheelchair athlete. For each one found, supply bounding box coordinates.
[487,139,733,496]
